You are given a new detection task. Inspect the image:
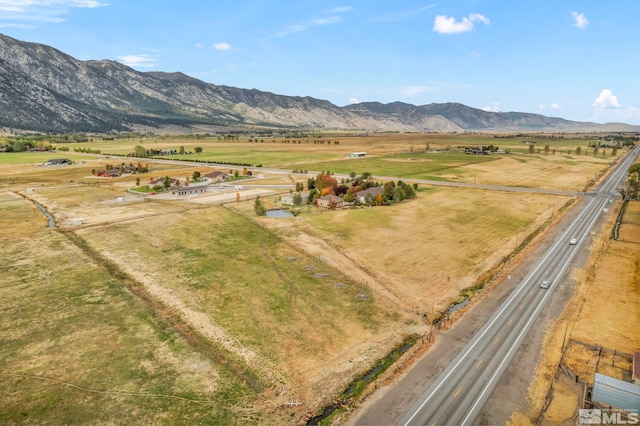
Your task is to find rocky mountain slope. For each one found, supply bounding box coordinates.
[1,33,638,134]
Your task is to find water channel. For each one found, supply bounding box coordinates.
[35,202,56,228]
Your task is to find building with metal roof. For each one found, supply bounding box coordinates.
[592,372,640,411]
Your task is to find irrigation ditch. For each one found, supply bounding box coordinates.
[305,334,420,426]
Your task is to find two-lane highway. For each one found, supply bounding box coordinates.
[398,144,640,425]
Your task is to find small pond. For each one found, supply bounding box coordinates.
[266,209,294,218]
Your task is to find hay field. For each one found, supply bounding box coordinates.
[246,187,572,313]
[73,205,409,412]
[0,192,259,425]
[54,133,618,180]
[0,160,411,420]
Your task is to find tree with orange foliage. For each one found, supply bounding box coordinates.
[315,172,338,195]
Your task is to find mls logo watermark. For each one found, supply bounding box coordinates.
[579,409,639,425]
[580,409,602,424]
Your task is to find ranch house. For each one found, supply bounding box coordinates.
[93,169,121,178]
[148,177,180,189]
[317,194,345,209]
[355,186,384,204]
[173,183,209,196]
[202,171,229,182]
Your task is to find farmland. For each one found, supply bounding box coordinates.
[0,132,636,424]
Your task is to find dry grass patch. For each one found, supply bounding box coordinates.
[74,205,410,413]
[571,242,639,353]
[464,153,616,191]
[543,374,580,424]
[249,187,571,313]
[0,192,260,425]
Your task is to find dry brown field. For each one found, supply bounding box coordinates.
[237,188,573,313]
[0,192,258,424]
[510,200,640,425]
[0,132,634,424]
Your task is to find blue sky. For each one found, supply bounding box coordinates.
[1,1,639,125]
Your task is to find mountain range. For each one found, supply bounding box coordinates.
[1,33,638,134]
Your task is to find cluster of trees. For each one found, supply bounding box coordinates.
[74,146,101,154]
[379,180,418,204]
[129,145,203,157]
[0,139,54,152]
[526,144,618,156]
[247,138,340,145]
[619,163,640,200]
[304,171,417,206]
[216,135,241,141]
[93,162,149,174]
[0,133,95,151]
[254,196,266,216]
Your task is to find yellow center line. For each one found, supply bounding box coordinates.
[432,422,437,426]
[476,359,484,368]
[519,303,524,310]
[508,319,513,326]
[454,386,463,398]
[493,337,500,345]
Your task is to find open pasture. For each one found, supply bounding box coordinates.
[0,193,258,425]
[74,205,409,409]
[0,131,630,423]
[248,187,573,313]
[41,132,624,192]
[47,131,611,167]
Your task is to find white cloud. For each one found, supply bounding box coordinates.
[116,54,156,68]
[0,22,37,28]
[370,4,437,23]
[0,0,106,11]
[275,15,342,37]
[329,6,352,13]
[469,13,490,25]
[195,43,204,49]
[272,6,353,38]
[592,89,621,108]
[482,106,500,112]
[571,11,589,29]
[539,103,560,111]
[590,106,640,125]
[213,42,232,51]
[433,13,490,34]
[349,97,360,104]
[0,0,108,25]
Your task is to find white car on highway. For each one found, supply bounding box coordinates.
[569,238,578,245]
[540,280,550,289]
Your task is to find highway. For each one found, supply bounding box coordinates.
[398,144,640,426]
